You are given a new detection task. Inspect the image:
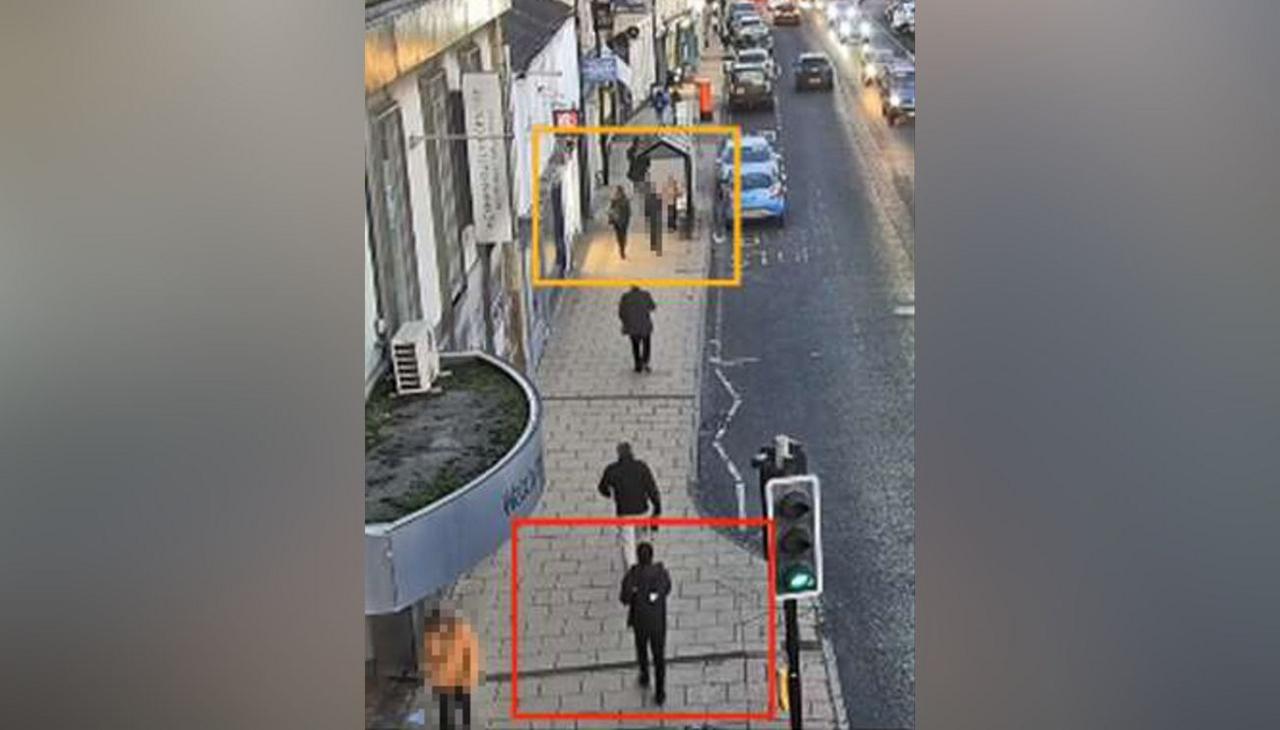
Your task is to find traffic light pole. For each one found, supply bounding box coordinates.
[784,597,803,729]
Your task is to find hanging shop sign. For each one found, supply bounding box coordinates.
[462,72,513,244]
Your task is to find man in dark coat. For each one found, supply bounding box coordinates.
[626,140,651,219]
[620,542,671,705]
[646,189,663,255]
[618,285,656,373]
[607,186,632,260]
[598,442,662,567]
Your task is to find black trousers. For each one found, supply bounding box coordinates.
[437,689,470,730]
[629,335,651,370]
[633,627,666,695]
[614,224,627,258]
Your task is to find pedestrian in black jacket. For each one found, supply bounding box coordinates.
[619,285,656,373]
[608,186,632,260]
[598,442,662,567]
[620,542,671,705]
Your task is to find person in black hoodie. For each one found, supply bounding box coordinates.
[620,542,672,705]
[598,442,662,567]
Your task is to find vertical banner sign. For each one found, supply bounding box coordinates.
[462,72,513,244]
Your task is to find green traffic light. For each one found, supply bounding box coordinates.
[782,564,817,592]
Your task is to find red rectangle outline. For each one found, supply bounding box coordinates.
[510,515,778,722]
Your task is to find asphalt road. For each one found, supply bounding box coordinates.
[695,9,916,729]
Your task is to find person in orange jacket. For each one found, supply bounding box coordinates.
[422,607,479,730]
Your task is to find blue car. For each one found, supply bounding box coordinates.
[717,135,779,187]
[723,168,787,227]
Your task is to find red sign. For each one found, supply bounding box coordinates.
[552,108,580,128]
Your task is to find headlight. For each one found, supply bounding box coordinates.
[889,94,901,107]
[860,21,872,36]
[839,21,852,35]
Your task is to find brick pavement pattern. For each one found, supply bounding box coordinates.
[406,37,846,730]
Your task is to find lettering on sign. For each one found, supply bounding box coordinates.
[462,72,513,244]
[503,454,545,516]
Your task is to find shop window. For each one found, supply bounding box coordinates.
[420,69,466,305]
[367,104,421,336]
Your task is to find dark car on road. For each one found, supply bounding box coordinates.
[882,77,915,125]
[793,53,834,91]
[727,65,776,111]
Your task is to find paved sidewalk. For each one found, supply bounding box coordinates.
[396,36,847,730]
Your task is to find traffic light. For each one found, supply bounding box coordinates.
[766,474,822,599]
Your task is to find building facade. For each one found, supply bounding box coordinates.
[364,0,528,394]
[507,0,585,368]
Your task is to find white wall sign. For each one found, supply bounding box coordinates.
[462,72,513,244]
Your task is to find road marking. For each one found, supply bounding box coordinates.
[710,288,749,529]
[894,304,915,317]
[709,355,762,367]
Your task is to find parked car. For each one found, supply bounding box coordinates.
[729,11,765,42]
[734,23,774,52]
[884,0,914,24]
[727,64,777,110]
[725,47,777,81]
[882,77,916,126]
[717,133,781,186]
[723,167,787,227]
[891,5,915,34]
[773,2,802,25]
[793,52,835,91]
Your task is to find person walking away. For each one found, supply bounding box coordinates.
[608,186,632,260]
[651,84,669,125]
[626,139,652,219]
[620,542,671,705]
[598,442,662,567]
[646,187,663,255]
[619,285,656,372]
[422,607,479,730]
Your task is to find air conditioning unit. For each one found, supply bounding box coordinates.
[390,320,440,395]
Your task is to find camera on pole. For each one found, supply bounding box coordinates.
[751,434,808,519]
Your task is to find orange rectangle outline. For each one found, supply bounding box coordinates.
[510,515,778,722]
[530,124,743,288]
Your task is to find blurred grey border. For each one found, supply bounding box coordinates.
[3,1,1280,729]
[919,0,1280,728]
[0,2,363,729]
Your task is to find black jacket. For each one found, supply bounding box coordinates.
[618,288,656,337]
[608,195,631,232]
[620,562,672,633]
[597,456,661,516]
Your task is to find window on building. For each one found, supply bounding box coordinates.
[420,69,466,305]
[367,105,421,336]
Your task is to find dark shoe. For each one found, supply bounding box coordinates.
[654,689,666,705]
[638,672,649,688]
